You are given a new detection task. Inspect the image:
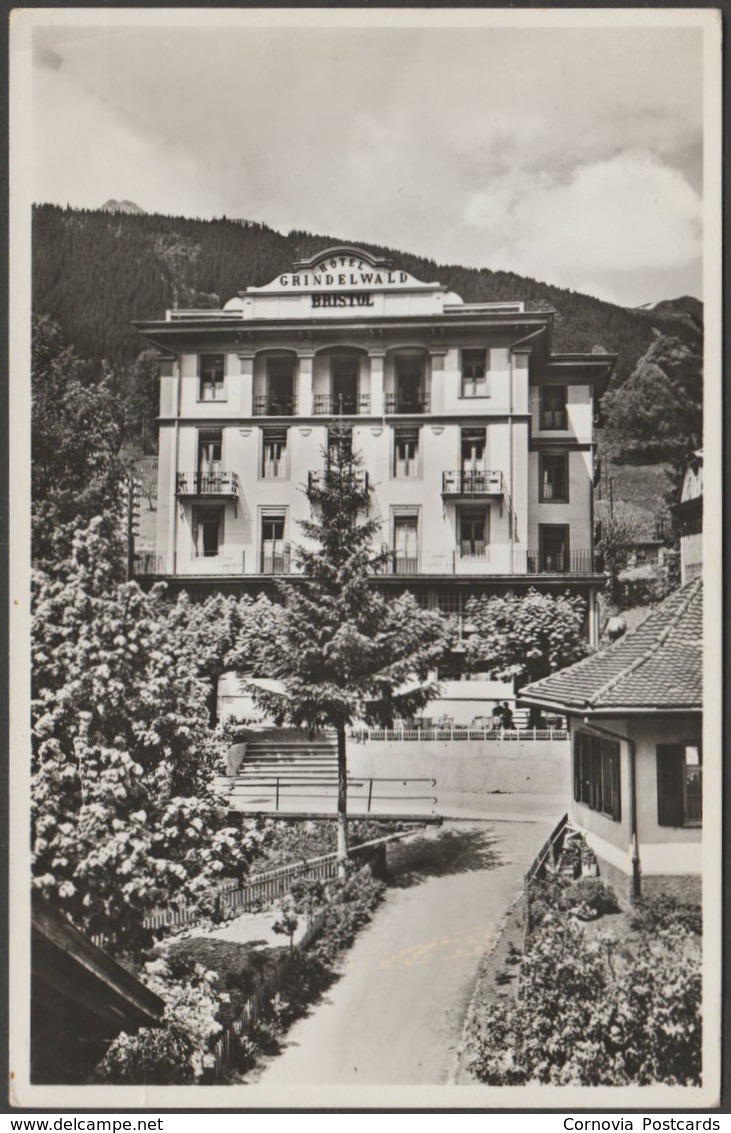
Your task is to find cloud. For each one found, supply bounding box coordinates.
[463,150,702,289]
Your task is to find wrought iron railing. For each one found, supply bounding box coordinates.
[384,392,431,414]
[441,470,504,496]
[261,547,292,575]
[527,549,595,574]
[253,396,298,416]
[176,471,240,496]
[307,468,369,497]
[312,394,371,415]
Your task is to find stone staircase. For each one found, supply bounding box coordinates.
[218,731,436,817]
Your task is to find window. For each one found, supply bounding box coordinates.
[459,508,488,558]
[200,354,225,401]
[461,428,487,491]
[198,431,222,492]
[331,354,360,414]
[192,507,223,558]
[539,524,570,572]
[327,426,353,465]
[573,732,621,821]
[393,513,419,573]
[461,349,488,396]
[394,428,419,478]
[265,356,296,416]
[261,513,289,574]
[394,355,426,412]
[540,453,569,502]
[262,428,288,479]
[541,385,567,430]
[657,743,702,826]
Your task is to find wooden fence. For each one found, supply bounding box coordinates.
[211,838,391,1080]
[143,832,413,932]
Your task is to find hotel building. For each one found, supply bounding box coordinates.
[135,246,614,643]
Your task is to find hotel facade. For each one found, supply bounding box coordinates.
[135,246,614,643]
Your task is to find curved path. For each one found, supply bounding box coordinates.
[252,818,552,1087]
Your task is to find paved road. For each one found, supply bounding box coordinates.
[253,818,553,1087]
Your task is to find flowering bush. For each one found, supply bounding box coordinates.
[94,955,223,1084]
[31,521,268,955]
[466,917,701,1086]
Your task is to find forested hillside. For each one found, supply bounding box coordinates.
[33,204,699,389]
[32,204,703,497]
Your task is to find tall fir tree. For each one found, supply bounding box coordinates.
[251,428,447,867]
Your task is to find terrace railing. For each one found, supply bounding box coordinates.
[176,471,240,497]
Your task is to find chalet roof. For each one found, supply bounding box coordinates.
[520,578,702,714]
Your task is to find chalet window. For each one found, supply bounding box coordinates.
[657,744,702,827]
[461,349,488,396]
[200,354,225,401]
[573,731,621,821]
[540,453,569,502]
[394,428,419,478]
[192,507,223,558]
[541,385,567,430]
[262,428,288,479]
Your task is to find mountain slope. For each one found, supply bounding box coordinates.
[32,204,700,390]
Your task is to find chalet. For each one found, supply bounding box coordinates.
[520,578,702,903]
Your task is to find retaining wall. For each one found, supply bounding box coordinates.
[347,739,570,796]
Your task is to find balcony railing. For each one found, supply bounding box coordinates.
[376,547,595,576]
[176,472,240,497]
[442,470,504,497]
[313,394,371,416]
[307,468,369,498]
[261,547,292,575]
[253,396,298,417]
[384,393,431,414]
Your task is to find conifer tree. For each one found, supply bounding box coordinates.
[251,428,447,868]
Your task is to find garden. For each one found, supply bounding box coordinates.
[93,817,412,1084]
[460,833,702,1088]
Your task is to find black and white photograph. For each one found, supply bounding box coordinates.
[8,7,722,1111]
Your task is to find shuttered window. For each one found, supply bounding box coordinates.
[572,731,621,822]
[657,744,702,827]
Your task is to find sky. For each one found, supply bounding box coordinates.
[25,14,708,308]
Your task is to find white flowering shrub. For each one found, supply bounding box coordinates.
[31,521,269,954]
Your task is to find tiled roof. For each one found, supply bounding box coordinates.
[521,579,702,713]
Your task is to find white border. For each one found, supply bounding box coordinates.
[9,6,723,1111]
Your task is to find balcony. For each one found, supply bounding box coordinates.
[253,396,298,417]
[313,394,371,416]
[384,392,431,415]
[261,546,292,575]
[375,547,596,576]
[442,470,504,497]
[176,472,240,498]
[307,468,369,498]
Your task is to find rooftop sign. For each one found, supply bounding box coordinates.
[247,245,438,294]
